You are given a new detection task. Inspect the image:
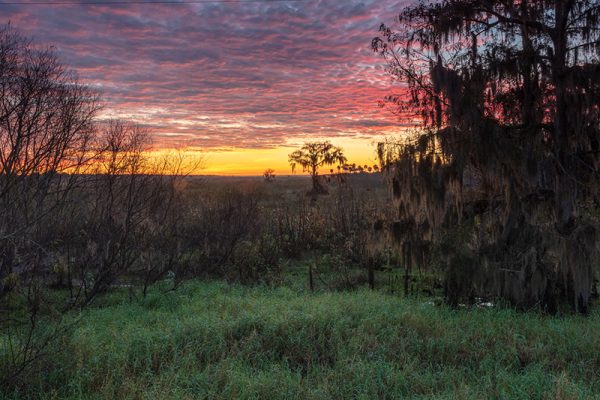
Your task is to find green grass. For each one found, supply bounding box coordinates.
[4,281,600,399]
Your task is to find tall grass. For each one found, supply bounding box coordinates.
[5,280,600,399]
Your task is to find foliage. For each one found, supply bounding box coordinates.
[3,280,600,399]
[263,168,276,182]
[288,141,347,194]
[165,173,391,284]
[373,0,600,313]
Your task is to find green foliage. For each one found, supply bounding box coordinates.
[232,235,283,285]
[3,281,600,399]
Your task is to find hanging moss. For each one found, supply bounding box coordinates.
[374,0,600,313]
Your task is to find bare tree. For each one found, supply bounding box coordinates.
[0,25,100,385]
[82,121,194,301]
[0,26,192,386]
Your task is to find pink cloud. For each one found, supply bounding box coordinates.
[2,0,411,150]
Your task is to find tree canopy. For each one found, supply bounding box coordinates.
[288,141,347,194]
[373,0,600,313]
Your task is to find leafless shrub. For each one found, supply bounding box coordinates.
[0,26,192,386]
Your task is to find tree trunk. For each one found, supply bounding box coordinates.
[552,0,576,234]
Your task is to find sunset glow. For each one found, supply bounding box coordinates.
[2,0,411,175]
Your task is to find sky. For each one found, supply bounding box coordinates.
[2,0,412,175]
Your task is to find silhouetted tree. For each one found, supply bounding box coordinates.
[374,0,600,312]
[288,141,347,194]
[0,24,100,384]
[263,168,276,182]
[0,26,189,386]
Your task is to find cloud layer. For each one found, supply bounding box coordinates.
[2,0,409,152]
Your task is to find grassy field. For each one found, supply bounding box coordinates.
[6,280,600,400]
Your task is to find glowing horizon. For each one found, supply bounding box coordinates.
[147,135,393,176]
[2,0,413,175]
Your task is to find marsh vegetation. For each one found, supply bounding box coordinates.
[3,0,600,397]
